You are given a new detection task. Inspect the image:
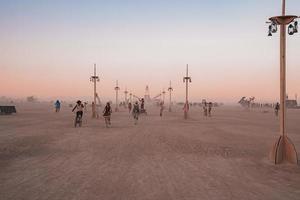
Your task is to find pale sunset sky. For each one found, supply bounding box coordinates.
[0,0,299,103]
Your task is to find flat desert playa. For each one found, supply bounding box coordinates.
[0,103,300,200]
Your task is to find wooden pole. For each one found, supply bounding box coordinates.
[183,64,191,119]
[90,63,99,118]
[115,80,120,112]
[162,89,166,102]
[94,64,97,107]
[269,0,298,164]
[186,64,188,105]
[279,7,286,137]
[124,87,128,105]
[168,81,173,112]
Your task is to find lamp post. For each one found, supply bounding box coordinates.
[90,63,99,118]
[114,80,120,112]
[168,81,173,112]
[183,64,191,119]
[129,92,132,103]
[267,0,298,164]
[124,87,128,107]
[162,89,166,102]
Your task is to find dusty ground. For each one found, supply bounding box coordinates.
[0,102,300,200]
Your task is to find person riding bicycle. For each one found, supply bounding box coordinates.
[72,100,84,119]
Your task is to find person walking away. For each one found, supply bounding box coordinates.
[103,102,112,127]
[159,101,164,117]
[128,102,132,113]
[54,100,61,112]
[203,102,208,117]
[132,101,140,125]
[140,98,147,114]
[274,102,280,116]
[208,102,213,117]
[141,98,145,110]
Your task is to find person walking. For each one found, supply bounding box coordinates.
[54,100,61,112]
[274,102,280,116]
[128,102,132,113]
[208,102,213,117]
[159,101,164,117]
[132,101,140,125]
[103,102,112,127]
[203,102,208,117]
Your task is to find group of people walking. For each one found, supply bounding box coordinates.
[203,101,213,117]
[55,98,217,128]
[67,100,143,128]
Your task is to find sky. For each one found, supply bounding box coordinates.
[0,0,300,103]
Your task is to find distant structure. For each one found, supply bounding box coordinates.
[183,64,191,119]
[168,81,173,112]
[114,80,120,112]
[132,94,142,101]
[90,63,100,118]
[286,95,299,108]
[27,96,37,103]
[153,93,162,102]
[144,85,151,101]
[238,96,255,108]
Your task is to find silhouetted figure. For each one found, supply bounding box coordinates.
[54,100,61,112]
[128,102,132,113]
[159,101,164,117]
[140,98,147,114]
[132,101,140,125]
[275,102,280,116]
[208,102,213,117]
[103,102,112,127]
[141,98,145,110]
[203,102,208,117]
